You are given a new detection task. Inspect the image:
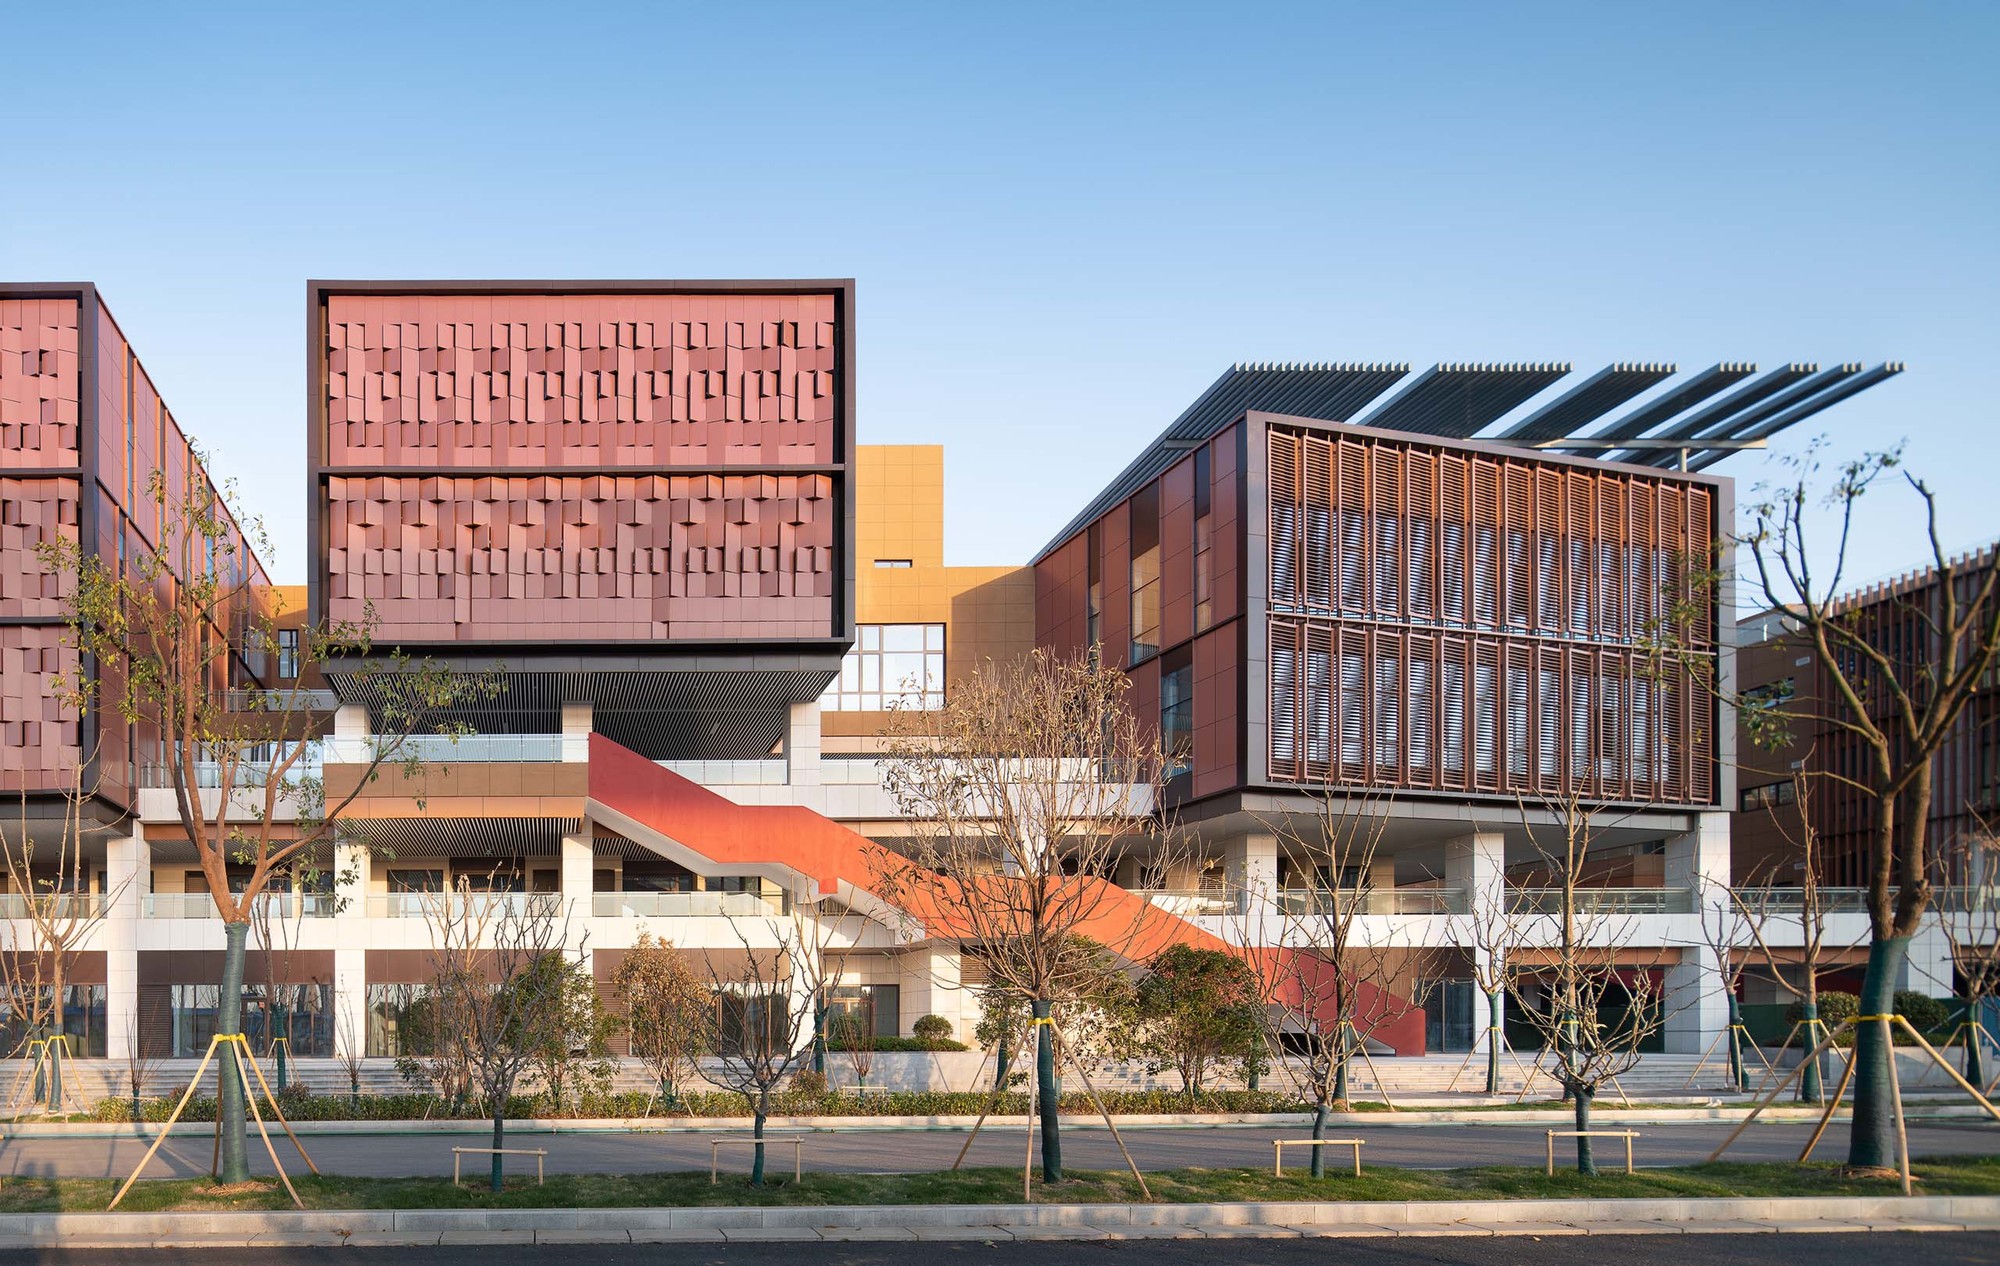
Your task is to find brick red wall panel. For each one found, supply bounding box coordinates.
[323,472,836,642]
[0,300,81,465]
[322,294,838,468]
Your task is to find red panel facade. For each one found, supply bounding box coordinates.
[313,288,849,646]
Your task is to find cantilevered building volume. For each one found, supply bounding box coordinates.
[0,278,1922,1080]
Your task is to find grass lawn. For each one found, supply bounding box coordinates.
[2,1155,1995,1213]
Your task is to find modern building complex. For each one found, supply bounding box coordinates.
[1,278,1943,1082]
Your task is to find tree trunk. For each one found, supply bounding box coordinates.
[1572,1083,1596,1175]
[1798,997,1823,1103]
[1331,1046,1349,1108]
[994,1037,1011,1092]
[812,998,826,1076]
[217,920,251,1183]
[49,964,65,1113]
[751,1099,768,1186]
[1309,1099,1329,1178]
[1033,998,1061,1181]
[1726,995,1745,1092]
[1967,1004,1987,1087]
[1846,935,1909,1170]
[490,1106,506,1192]
[1486,990,1503,1096]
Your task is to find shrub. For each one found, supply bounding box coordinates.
[822,1034,970,1053]
[912,1014,954,1047]
[1786,990,1858,1034]
[788,1069,829,1098]
[1893,991,1952,1041]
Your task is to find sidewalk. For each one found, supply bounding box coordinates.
[0,1194,1993,1247]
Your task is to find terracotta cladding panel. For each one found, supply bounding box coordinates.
[0,299,82,465]
[0,626,80,793]
[324,472,837,641]
[321,294,839,468]
[1160,458,1195,649]
[0,476,78,617]
[1261,426,1720,806]
[1192,622,1241,798]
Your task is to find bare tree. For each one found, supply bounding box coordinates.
[41,468,493,1181]
[1936,815,2000,1087]
[334,1007,366,1108]
[122,1015,159,1121]
[1268,792,1435,1165]
[420,879,579,1191]
[1506,794,1672,1175]
[1730,774,1855,1103]
[1660,447,2000,1168]
[611,932,715,1109]
[698,916,834,1186]
[1443,880,1531,1096]
[878,648,1183,1181]
[1692,876,1763,1093]
[0,763,125,1113]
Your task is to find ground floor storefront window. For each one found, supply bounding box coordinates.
[171,983,333,1057]
[0,985,106,1057]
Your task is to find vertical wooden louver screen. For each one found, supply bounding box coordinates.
[1263,423,1718,805]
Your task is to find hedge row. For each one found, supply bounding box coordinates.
[89,1086,1307,1124]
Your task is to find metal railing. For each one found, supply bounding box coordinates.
[0,894,104,920]
[1508,887,1694,915]
[590,891,788,918]
[1274,887,1469,916]
[144,893,339,919]
[137,741,324,789]
[352,734,564,764]
[1739,886,1992,915]
[224,688,338,713]
[364,892,563,920]
[1131,889,1240,917]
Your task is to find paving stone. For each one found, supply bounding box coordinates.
[1760,1219,1876,1233]
[814,1227,921,1241]
[627,1228,729,1242]
[536,1230,634,1243]
[907,1227,1013,1241]
[1679,1220,1779,1234]
[1299,1225,1404,1238]
[436,1231,536,1244]
[719,1226,823,1241]
[1009,1227,1113,1240]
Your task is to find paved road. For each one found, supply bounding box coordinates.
[2,1234,1996,1265]
[0,1119,1993,1179]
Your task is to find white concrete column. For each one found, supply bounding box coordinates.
[102,828,149,1060]
[1445,830,1507,1054]
[1900,920,1956,997]
[1664,811,1732,1054]
[786,700,821,786]
[789,920,822,1058]
[331,703,371,763]
[1223,832,1279,917]
[335,841,371,918]
[334,947,368,1061]
[332,839,371,1060]
[560,702,593,763]
[561,833,595,926]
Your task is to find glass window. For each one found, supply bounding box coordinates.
[1086,522,1103,659]
[873,559,913,568]
[1740,781,1797,812]
[1130,483,1161,662]
[827,984,900,1038]
[822,624,945,711]
[276,629,300,680]
[1193,446,1214,629]
[1161,647,1194,782]
[366,983,432,1058]
[0,986,107,1058]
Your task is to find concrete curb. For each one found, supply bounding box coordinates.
[9,1102,1989,1140]
[0,1194,1993,1247]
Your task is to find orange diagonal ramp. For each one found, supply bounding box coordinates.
[585,733,1222,957]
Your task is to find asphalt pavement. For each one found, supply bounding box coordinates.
[2,1233,1996,1265]
[0,1118,1993,1179]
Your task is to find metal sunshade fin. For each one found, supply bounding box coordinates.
[1606,363,1818,463]
[1687,362,1906,471]
[1496,362,1677,442]
[1351,362,1573,438]
[1567,362,1760,446]
[1634,363,1860,468]
[1033,362,1409,561]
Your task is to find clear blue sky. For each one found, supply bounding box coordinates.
[5,2,1994,604]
